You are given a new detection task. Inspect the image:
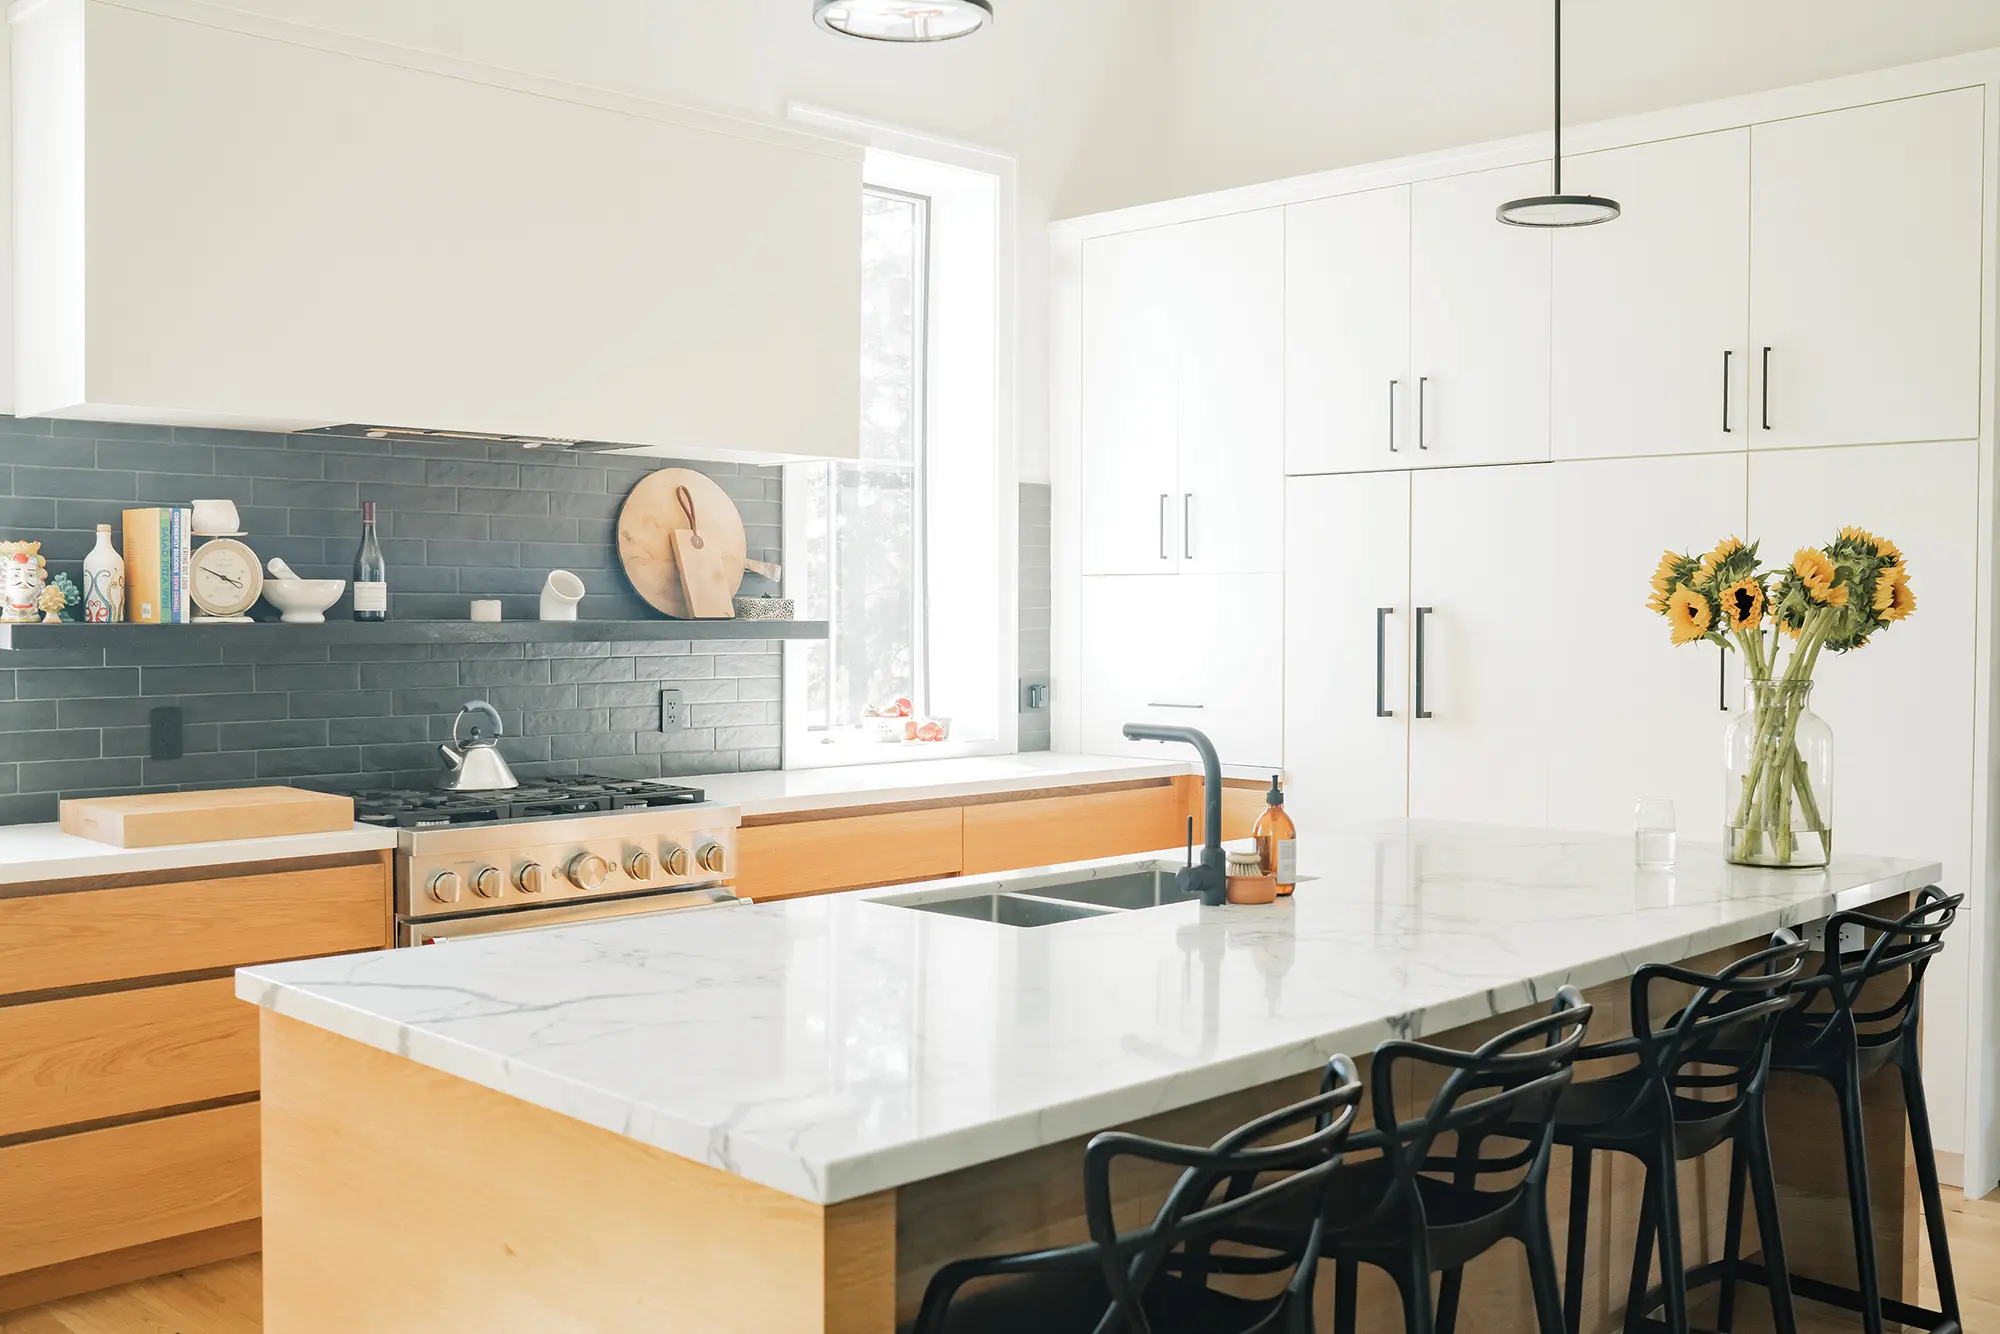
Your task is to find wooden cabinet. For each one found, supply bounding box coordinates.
[12,0,862,457]
[1078,574,1283,770]
[1750,90,1984,452]
[1080,211,1284,575]
[0,851,391,1311]
[1543,454,1749,838]
[1283,472,1412,832]
[961,785,1189,876]
[1407,163,1553,468]
[1552,130,1751,459]
[1285,186,1412,476]
[735,808,963,902]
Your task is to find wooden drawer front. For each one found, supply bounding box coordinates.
[962,785,1185,876]
[0,1101,260,1277]
[738,808,963,902]
[0,978,259,1139]
[0,860,388,998]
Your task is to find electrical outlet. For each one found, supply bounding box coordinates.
[660,688,685,732]
[1021,681,1049,711]
[149,706,184,761]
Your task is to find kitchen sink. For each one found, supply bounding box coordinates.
[872,861,1197,928]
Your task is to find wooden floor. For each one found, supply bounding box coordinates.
[3,1190,1995,1332]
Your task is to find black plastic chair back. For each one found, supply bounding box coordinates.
[1611,929,1806,1124]
[1079,1055,1365,1334]
[1794,886,1961,1057]
[1357,986,1593,1237]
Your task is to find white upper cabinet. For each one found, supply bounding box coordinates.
[1408,163,1553,467]
[1080,211,1285,576]
[1750,89,1985,451]
[1284,187,1411,475]
[1543,453,1748,838]
[11,0,862,459]
[1552,131,1752,459]
[1081,226,1181,575]
[1283,472,1412,831]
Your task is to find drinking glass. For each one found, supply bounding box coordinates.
[1634,797,1677,870]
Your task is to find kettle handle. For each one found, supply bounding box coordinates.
[451,699,504,745]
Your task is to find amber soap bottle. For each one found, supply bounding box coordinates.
[1253,775,1297,895]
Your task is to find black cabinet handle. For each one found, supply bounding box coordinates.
[1415,606,1434,719]
[1388,380,1399,453]
[1376,607,1395,717]
[1719,643,1729,712]
[1417,376,1430,450]
[1721,349,1733,433]
[1182,493,1193,561]
[1761,346,1772,430]
[1159,494,1170,561]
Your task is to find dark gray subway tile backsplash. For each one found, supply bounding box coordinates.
[0,415,783,822]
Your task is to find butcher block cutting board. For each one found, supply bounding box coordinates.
[617,468,747,619]
[60,787,356,848]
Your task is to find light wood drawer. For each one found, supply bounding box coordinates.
[0,1101,261,1277]
[737,808,963,902]
[962,784,1186,876]
[0,860,389,998]
[0,978,259,1139]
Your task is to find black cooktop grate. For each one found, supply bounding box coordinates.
[351,776,707,828]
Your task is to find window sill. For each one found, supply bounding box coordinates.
[785,734,1012,771]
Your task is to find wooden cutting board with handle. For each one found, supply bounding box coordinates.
[616,468,749,619]
[60,786,356,848]
[669,484,736,619]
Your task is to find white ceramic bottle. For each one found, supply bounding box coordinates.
[82,523,124,623]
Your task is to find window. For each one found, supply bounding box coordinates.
[784,111,1016,768]
[790,188,931,736]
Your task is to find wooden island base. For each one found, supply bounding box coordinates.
[259,936,1918,1334]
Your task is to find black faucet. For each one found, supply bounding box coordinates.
[1123,723,1227,906]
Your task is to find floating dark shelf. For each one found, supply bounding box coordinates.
[0,618,829,649]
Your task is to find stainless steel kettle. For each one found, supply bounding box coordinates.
[436,700,520,791]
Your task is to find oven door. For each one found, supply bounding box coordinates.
[399,886,742,947]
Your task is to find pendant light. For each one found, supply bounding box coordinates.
[813,0,992,43]
[1497,0,1619,227]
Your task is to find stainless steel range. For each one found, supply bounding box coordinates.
[352,777,743,947]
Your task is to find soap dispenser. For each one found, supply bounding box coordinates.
[1253,775,1297,895]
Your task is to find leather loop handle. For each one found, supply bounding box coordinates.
[676,485,705,549]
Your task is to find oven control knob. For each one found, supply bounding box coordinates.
[516,862,544,895]
[428,870,463,904]
[625,850,654,882]
[661,844,689,877]
[567,853,612,891]
[697,843,727,876]
[472,866,504,899]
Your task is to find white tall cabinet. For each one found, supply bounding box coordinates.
[1057,53,2000,1189]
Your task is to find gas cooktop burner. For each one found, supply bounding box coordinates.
[350,777,707,828]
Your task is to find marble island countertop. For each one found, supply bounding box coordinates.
[236,821,1940,1206]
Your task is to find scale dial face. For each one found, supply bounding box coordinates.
[189,538,264,618]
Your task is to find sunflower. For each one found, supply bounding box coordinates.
[1837,525,1877,549]
[1667,586,1712,645]
[1721,578,1765,632]
[1791,548,1847,607]
[1698,536,1745,584]
[1877,535,1904,567]
[1646,550,1680,614]
[1874,566,1917,623]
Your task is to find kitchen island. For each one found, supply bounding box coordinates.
[237,822,1942,1333]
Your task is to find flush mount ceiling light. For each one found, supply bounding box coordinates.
[1497,0,1619,228]
[813,0,992,42]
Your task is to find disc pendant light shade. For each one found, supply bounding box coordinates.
[814,0,993,42]
[1498,0,1619,227]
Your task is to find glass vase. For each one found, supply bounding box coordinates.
[1724,678,1833,868]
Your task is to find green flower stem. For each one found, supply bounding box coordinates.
[1730,607,1833,865]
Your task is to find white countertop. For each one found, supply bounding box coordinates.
[237,822,1939,1205]
[676,752,1265,816]
[0,821,400,887]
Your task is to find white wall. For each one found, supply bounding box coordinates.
[188,0,1174,483]
[1165,0,2000,195]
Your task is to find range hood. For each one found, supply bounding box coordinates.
[303,426,642,456]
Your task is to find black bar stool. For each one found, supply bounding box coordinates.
[1224,985,1594,1334]
[1542,930,1807,1334]
[905,1054,1364,1334]
[1717,886,1964,1334]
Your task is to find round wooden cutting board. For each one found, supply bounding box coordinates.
[616,468,748,619]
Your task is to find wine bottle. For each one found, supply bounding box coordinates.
[352,501,387,621]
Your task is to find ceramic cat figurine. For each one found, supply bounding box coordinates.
[0,541,47,623]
